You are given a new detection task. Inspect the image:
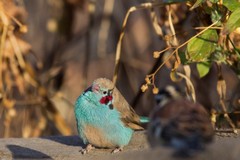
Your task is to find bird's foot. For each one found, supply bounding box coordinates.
[80,144,95,154]
[111,147,123,153]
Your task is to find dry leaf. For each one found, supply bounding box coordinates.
[2,98,15,109]
[153,51,160,58]
[145,76,151,84]
[8,108,16,117]
[141,84,148,92]
[152,87,159,94]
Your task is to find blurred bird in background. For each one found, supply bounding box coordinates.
[75,78,149,154]
[148,85,214,157]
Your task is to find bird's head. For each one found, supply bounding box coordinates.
[155,85,182,106]
[89,78,115,109]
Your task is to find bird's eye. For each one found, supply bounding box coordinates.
[103,91,107,95]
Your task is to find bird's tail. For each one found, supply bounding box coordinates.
[140,116,150,123]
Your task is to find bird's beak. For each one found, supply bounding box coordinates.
[108,88,114,96]
[107,88,114,110]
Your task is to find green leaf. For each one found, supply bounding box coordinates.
[197,62,211,78]
[223,0,240,12]
[211,46,227,63]
[178,51,188,64]
[187,29,218,61]
[225,8,240,34]
[211,10,222,25]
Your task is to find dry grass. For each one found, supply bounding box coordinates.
[0,0,71,138]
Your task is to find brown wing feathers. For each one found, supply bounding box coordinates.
[94,78,143,130]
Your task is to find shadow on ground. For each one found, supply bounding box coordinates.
[41,135,84,147]
[7,144,53,159]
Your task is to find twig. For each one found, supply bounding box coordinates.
[0,12,8,92]
[194,26,223,30]
[113,2,177,85]
[150,8,163,37]
[216,63,238,134]
[151,20,219,77]
[176,71,196,102]
[167,5,178,46]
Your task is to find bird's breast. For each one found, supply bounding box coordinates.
[83,125,116,148]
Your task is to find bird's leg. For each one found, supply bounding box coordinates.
[111,147,123,153]
[80,144,95,154]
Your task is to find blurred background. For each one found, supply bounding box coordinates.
[0,0,240,138]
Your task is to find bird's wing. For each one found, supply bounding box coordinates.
[112,88,144,130]
[155,100,214,142]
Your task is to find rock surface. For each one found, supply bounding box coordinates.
[0,131,239,160]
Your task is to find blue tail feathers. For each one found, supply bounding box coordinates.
[140,116,150,123]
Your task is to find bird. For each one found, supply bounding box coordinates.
[147,85,214,157]
[74,78,148,154]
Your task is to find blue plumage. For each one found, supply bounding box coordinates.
[75,90,133,148]
[74,78,145,154]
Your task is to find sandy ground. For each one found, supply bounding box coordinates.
[0,131,239,160]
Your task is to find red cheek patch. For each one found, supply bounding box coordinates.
[100,96,113,104]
